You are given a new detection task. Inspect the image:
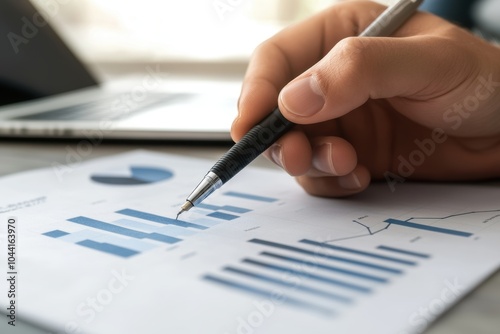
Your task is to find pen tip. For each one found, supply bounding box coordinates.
[176,201,194,220]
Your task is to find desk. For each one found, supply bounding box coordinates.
[0,140,499,334]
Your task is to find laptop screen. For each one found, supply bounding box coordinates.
[0,0,98,105]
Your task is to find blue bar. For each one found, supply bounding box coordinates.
[249,239,403,274]
[261,252,388,283]
[116,209,207,230]
[207,212,239,221]
[224,266,352,304]
[95,233,157,252]
[76,239,139,258]
[300,239,416,266]
[56,229,157,252]
[56,229,101,243]
[243,258,372,293]
[192,218,221,227]
[196,203,220,211]
[191,208,213,216]
[221,205,252,214]
[377,246,431,259]
[385,219,473,237]
[114,219,197,237]
[203,275,334,315]
[114,218,162,232]
[197,203,251,213]
[43,230,69,238]
[95,235,158,252]
[223,191,278,203]
[156,225,197,237]
[68,216,181,244]
[149,233,182,244]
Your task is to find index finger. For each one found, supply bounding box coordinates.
[231,1,388,141]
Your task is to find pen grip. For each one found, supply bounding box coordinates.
[211,108,294,183]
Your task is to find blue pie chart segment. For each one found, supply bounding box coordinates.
[91,166,174,185]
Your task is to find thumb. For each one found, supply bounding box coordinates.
[277,34,477,125]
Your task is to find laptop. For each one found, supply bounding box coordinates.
[0,0,240,141]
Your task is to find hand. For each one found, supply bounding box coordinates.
[231,1,500,197]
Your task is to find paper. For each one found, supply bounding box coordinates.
[0,150,499,334]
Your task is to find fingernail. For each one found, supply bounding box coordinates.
[312,143,338,174]
[269,144,284,168]
[338,172,362,190]
[280,75,325,117]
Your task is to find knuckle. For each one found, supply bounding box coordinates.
[334,37,369,65]
[321,37,370,90]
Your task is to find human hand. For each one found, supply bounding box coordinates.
[231,1,500,196]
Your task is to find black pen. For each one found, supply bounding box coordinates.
[177,0,423,218]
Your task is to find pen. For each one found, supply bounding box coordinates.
[177,0,424,218]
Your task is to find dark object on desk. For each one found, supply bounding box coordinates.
[420,0,476,28]
[421,0,500,40]
[0,1,236,141]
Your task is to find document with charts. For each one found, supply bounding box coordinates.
[0,150,499,334]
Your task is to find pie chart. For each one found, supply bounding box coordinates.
[91,166,174,185]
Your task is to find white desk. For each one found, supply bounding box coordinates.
[0,140,499,334]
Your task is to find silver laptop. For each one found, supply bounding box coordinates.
[0,1,239,141]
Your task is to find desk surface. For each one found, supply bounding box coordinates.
[0,140,499,334]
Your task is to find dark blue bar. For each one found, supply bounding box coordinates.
[116,209,207,230]
[249,239,402,274]
[207,212,239,221]
[223,191,278,203]
[196,203,220,211]
[300,239,416,266]
[377,246,431,259]
[147,232,183,244]
[261,252,388,283]
[203,274,334,315]
[77,239,139,258]
[68,216,181,244]
[197,203,251,214]
[385,219,473,237]
[243,258,372,293]
[224,266,352,304]
[43,230,69,238]
[221,205,252,214]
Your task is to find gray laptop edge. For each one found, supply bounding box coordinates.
[0,0,238,140]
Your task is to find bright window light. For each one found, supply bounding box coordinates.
[30,0,392,64]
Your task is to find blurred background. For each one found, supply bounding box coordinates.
[29,0,390,69]
[23,0,500,80]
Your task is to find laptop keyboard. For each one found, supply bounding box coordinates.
[14,92,190,121]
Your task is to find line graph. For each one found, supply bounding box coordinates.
[324,209,500,243]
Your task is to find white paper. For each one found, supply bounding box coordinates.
[0,150,499,334]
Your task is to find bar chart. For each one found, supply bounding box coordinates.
[204,238,431,315]
[42,191,278,257]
